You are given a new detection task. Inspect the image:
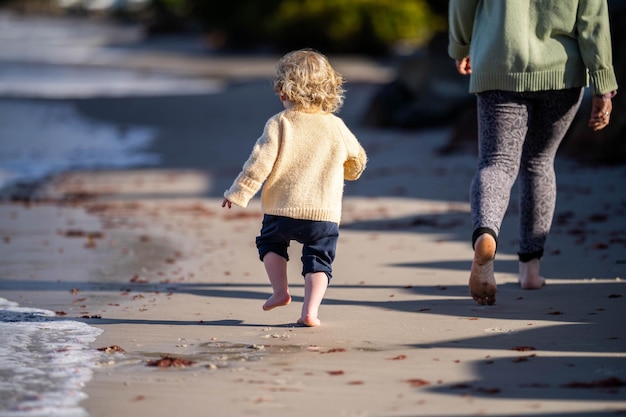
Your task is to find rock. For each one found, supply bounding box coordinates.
[362,32,471,130]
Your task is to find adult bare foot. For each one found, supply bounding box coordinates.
[262,293,291,311]
[518,259,546,289]
[297,315,321,327]
[469,233,497,305]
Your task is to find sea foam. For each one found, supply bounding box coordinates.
[0,298,103,417]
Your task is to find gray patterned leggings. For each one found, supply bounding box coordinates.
[472,88,583,261]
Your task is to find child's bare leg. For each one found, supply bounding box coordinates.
[469,233,497,305]
[518,258,545,289]
[262,252,291,311]
[297,272,328,327]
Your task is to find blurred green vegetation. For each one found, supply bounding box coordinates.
[151,0,445,54]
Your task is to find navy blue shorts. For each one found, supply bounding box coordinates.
[256,215,339,281]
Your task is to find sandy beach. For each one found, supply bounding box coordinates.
[1,14,626,417]
[2,111,626,416]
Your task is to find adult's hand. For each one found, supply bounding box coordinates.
[588,95,612,131]
[455,56,472,75]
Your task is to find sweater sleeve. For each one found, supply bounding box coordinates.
[448,0,479,60]
[576,0,618,95]
[338,120,367,181]
[223,116,281,207]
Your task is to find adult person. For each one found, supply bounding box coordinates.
[448,0,618,305]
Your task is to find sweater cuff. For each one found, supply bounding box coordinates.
[344,149,367,181]
[224,174,262,208]
[597,91,617,99]
[589,67,619,96]
[447,42,470,60]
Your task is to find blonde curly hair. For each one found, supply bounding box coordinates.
[273,49,345,114]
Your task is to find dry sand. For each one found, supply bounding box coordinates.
[1,68,626,416]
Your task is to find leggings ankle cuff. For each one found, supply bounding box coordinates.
[518,250,543,263]
[472,227,498,251]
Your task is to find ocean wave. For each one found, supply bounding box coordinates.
[0,100,160,190]
[0,298,103,417]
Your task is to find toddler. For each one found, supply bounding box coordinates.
[222,49,367,326]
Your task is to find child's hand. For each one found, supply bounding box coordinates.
[222,199,232,209]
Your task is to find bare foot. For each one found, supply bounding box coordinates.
[297,315,321,327]
[297,272,327,327]
[518,259,546,289]
[262,293,291,311]
[469,234,497,305]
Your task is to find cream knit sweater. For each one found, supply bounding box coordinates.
[224,109,367,224]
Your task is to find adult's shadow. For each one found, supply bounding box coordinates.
[390,280,626,404]
[0,278,275,302]
[343,210,625,281]
[400,280,624,352]
[422,354,626,403]
[393,257,626,281]
[0,308,299,329]
[87,317,298,328]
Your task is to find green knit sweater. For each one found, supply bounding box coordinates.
[448,0,618,95]
[224,110,367,224]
